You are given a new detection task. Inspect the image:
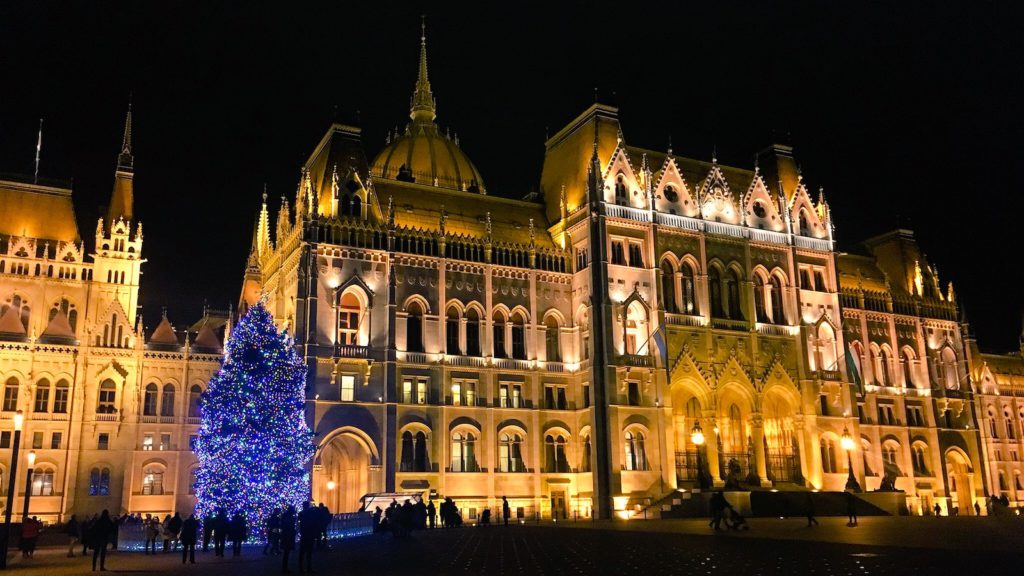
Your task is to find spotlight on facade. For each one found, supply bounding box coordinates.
[327,480,337,491]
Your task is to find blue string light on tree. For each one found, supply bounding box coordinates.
[194,301,314,534]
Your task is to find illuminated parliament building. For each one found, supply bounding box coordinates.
[2,29,1022,522]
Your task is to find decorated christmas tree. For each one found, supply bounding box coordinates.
[194,302,315,531]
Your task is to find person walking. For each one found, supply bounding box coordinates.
[213,509,229,557]
[65,514,80,557]
[280,506,296,574]
[81,514,95,556]
[502,496,511,526]
[805,493,819,527]
[298,501,317,573]
[229,512,247,557]
[180,514,199,565]
[426,499,436,529]
[846,491,858,526]
[20,516,40,558]
[144,515,160,555]
[91,509,115,572]
[264,509,282,555]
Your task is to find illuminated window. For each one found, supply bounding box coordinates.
[337,292,361,346]
[545,434,569,473]
[34,379,50,413]
[451,382,462,406]
[2,378,18,412]
[624,430,648,471]
[450,431,478,472]
[142,468,164,495]
[820,437,837,473]
[97,380,117,414]
[89,468,110,496]
[53,380,69,414]
[340,375,355,402]
[31,468,54,496]
[498,432,524,472]
[142,434,154,451]
[143,383,158,416]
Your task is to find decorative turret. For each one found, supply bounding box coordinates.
[410,16,436,125]
[256,188,272,257]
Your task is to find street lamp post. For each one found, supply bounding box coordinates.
[21,451,35,523]
[840,426,861,493]
[691,421,707,489]
[0,410,25,569]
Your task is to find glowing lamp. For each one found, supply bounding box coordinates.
[326,480,336,491]
[690,421,705,446]
[26,451,35,467]
[13,410,23,431]
[840,427,855,452]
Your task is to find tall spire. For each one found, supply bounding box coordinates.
[409,15,436,125]
[118,96,134,171]
[107,97,135,224]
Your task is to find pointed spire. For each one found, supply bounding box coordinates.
[256,187,271,257]
[118,96,133,171]
[667,135,673,156]
[410,15,437,125]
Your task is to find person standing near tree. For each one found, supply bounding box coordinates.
[264,508,282,555]
[280,506,296,574]
[213,509,228,557]
[229,512,247,557]
[180,514,199,565]
[298,501,317,573]
[169,512,183,551]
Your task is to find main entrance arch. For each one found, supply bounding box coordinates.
[945,448,975,515]
[313,428,378,513]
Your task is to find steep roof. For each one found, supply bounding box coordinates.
[40,310,76,342]
[0,178,80,243]
[0,307,26,336]
[148,315,179,347]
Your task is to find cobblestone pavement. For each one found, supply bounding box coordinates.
[4,519,1022,575]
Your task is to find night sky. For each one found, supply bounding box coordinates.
[1,3,1021,352]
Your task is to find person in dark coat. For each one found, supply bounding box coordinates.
[846,491,858,526]
[229,512,247,557]
[264,509,281,555]
[502,496,510,526]
[805,493,819,527]
[297,501,317,573]
[213,509,229,557]
[65,514,80,558]
[316,503,330,547]
[91,510,115,572]
[202,513,214,552]
[81,514,95,556]
[180,514,199,565]
[427,500,436,529]
[168,513,183,551]
[280,506,296,574]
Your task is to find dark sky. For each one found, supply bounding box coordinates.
[1,2,1021,352]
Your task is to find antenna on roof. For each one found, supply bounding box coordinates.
[33,118,43,183]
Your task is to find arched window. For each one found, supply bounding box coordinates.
[465,308,481,357]
[1005,410,1016,440]
[623,302,647,355]
[726,268,742,320]
[901,347,916,387]
[510,312,527,360]
[499,432,524,472]
[160,384,175,417]
[31,467,54,496]
[3,378,19,412]
[753,274,768,322]
[816,323,838,372]
[680,262,696,315]
[53,379,69,413]
[414,431,429,472]
[798,210,811,236]
[661,261,677,313]
[624,430,648,471]
[615,174,628,205]
[709,267,723,318]
[581,434,592,473]
[911,444,929,475]
[726,404,744,453]
[769,275,784,324]
[97,380,117,414]
[940,348,958,390]
[492,310,507,358]
[142,467,164,495]
[882,443,901,475]
[820,437,838,473]
[988,408,999,438]
[405,302,424,353]
[400,431,415,471]
[879,347,893,386]
[545,316,561,362]
[188,385,202,418]
[545,434,569,473]
[446,307,462,355]
[337,292,361,346]
[450,431,478,472]
[998,471,1008,492]
[849,341,865,383]
[89,467,111,496]
[49,298,77,332]
[143,383,159,416]
[34,379,50,413]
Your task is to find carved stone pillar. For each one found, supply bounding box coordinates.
[702,410,722,485]
[751,413,770,486]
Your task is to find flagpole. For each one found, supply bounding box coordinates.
[33,119,43,183]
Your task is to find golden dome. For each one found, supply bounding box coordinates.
[370,22,486,194]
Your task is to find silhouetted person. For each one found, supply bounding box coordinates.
[169,512,183,551]
[298,501,317,573]
[265,509,282,555]
[317,503,330,546]
[846,492,858,526]
[805,493,819,527]
[213,509,229,557]
[229,512,247,556]
[372,507,383,533]
[144,514,160,554]
[481,508,491,526]
[427,500,436,529]
[974,501,981,516]
[91,509,115,572]
[20,516,40,557]
[181,514,198,565]
[202,513,214,551]
[933,503,942,517]
[709,491,729,530]
[502,496,511,526]
[66,514,80,557]
[280,507,296,573]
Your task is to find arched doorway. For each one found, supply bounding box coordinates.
[945,448,975,515]
[313,431,376,512]
[762,388,800,484]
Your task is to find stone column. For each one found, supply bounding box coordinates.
[751,413,769,486]
[702,410,722,485]
[794,414,810,487]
